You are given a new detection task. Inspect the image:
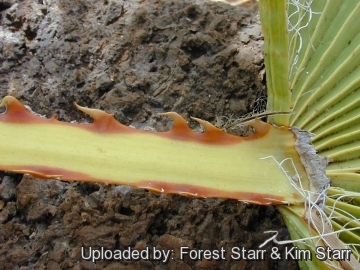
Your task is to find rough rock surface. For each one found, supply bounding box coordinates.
[0,0,299,269]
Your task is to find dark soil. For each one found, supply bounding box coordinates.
[0,0,299,269]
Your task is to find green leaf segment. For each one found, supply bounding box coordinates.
[259,0,290,126]
[259,0,360,269]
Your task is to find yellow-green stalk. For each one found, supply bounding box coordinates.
[0,1,359,269]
